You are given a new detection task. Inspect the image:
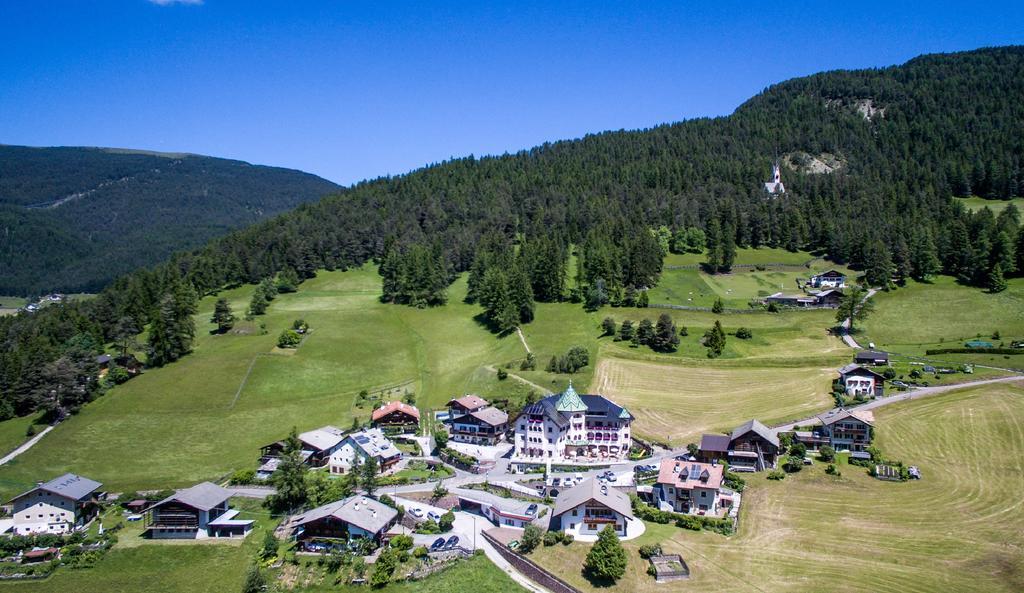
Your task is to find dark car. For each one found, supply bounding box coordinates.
[526,503,538,516]
[430,537,446,551]
[445,535,460,549]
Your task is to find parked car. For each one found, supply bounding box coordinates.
[430,537,446,551]
[526,503,538,516]
[445,535,460,549]
[427,511,441,522]
[908,466,922,479]
[890,380,909,388]
[551,477,561,487]
[803,457,813,465]
[126,514,143,522]
[409,508,424,518]
[561,478,574,487]
[606,473,617,482]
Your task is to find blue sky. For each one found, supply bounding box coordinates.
[2,1,1023,185]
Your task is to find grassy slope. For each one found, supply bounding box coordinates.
[954,196,1024,214]
[860,276,1024,369]
[0,267,535,497]
[532,380,1024,593]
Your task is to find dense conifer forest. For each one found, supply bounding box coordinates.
[0,146,339,295]
[1,46,1023,419]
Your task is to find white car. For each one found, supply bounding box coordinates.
[409,508,424,519]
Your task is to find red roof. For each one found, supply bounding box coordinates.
[372,401,420,422]
[447,395,488,411]
[656,458,724,491]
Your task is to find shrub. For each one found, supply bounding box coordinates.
[638,544,662,559]
[230,469,256,485]
[723,470,746,493]
[519,524,542,553]
[496,367,508,380]
[277,329,302,348]
[390,534,413,551]
[818,445,836,462]
[767,469,786,480]
[543,530,561,546]
[825,464,841,476]
[107,366,131,384]
[735,327,752,339]
[413,545,428,558]
[561,533,574,545]
[584,526,628,582]
[712,298,724,314]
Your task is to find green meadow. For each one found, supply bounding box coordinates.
[954,195,1024,214]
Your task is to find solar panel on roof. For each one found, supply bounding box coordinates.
[354,436,370,444]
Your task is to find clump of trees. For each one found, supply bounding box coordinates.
[547,346,590,373]
[835,286,875,333]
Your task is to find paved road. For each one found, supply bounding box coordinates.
[0,425,54,466]
[225,485,276,499]
[772,375,1024,433]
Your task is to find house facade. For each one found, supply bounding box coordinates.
[817,409,875,452]
[809,270,846,289]
[328,428,402,475]
[551,479,634,539]
[447,396,508,445]
[837,364,885,398]
[290,495,398,545]
[698,419,780,471]
[513,384,632,463]
[653,459,729,516]
[8,474,103,535]
[370,401,420,431]
[144,482,252,539]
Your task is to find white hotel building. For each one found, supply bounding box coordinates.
[512,383,633,464]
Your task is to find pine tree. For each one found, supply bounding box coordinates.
[509,258,536,324]
[211,298,235,333]
[112,316,140,358]
[601,317,617,337]
[360,455,379,496]
[618,320,634,342]
[636,319,654,346]
[584,525,628,582]
[241,563,266,593]
[988,263,1008,293]
[703,320,726,358]
[705,216,722,272]
[249,287,268,316]
[267,428,308,513]
[652,313,680,352]
[863,240,894,287]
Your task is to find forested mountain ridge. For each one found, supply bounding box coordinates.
[0,145,339,295]
[2,46,1023,420]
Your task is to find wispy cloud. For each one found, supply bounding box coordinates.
[148,0,203,6]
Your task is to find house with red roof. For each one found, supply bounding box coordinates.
[371,401,420,431]
[653,459,731,516]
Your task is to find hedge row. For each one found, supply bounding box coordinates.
[924,348,1023,355]
[629,495,733,535]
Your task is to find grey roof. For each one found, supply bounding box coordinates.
[552,479,633,519]
[343,428,401,460]
[451,487,536,517]
[855,350,889,360]
[10,473,103,503]
[838,364,885,379]
[469,407,509,427]
[730,419,780,448]
[299,425,346,452]
[151,482,231,512]
[293,495,397,535]
[699,434,731,453]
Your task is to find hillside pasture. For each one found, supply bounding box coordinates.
[954,196,1024,214]
[861,276,1024,369]
[0,267,531,497]
[532,380,1024,593]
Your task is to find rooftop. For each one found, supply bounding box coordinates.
[730,419,780,448]
[657,459,724,491]
[298,425,346,452]
[552,478,633,519]
[469,406,509,427]
[371,401,420,422]
[293,495,397,535]
[448,395,489,411]
[150,482,232,512]
[10,473,103,503]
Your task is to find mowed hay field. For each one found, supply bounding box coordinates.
[533,380,1024,593]
[0,266,537,497]
[591,358,834,444]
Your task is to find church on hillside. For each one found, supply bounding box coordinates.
[763,161,786,195]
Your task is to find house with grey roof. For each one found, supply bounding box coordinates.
[290,495,398,546]
[328,428,402,475]
[144,482,253,539]
[452,487,546,529]
[550,479,636,540]
[260,425,346,467]
[698,419,781,471]
[513,383,633,464]
[8,473,104,535]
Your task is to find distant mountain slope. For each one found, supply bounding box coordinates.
[0,146,339,295]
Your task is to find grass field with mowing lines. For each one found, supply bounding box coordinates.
[532,380,1024,593]
[861,276,1024,369]
[651,262,853,309]
[591,357,834,444]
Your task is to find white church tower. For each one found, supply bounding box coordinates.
[763,161,785,195]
